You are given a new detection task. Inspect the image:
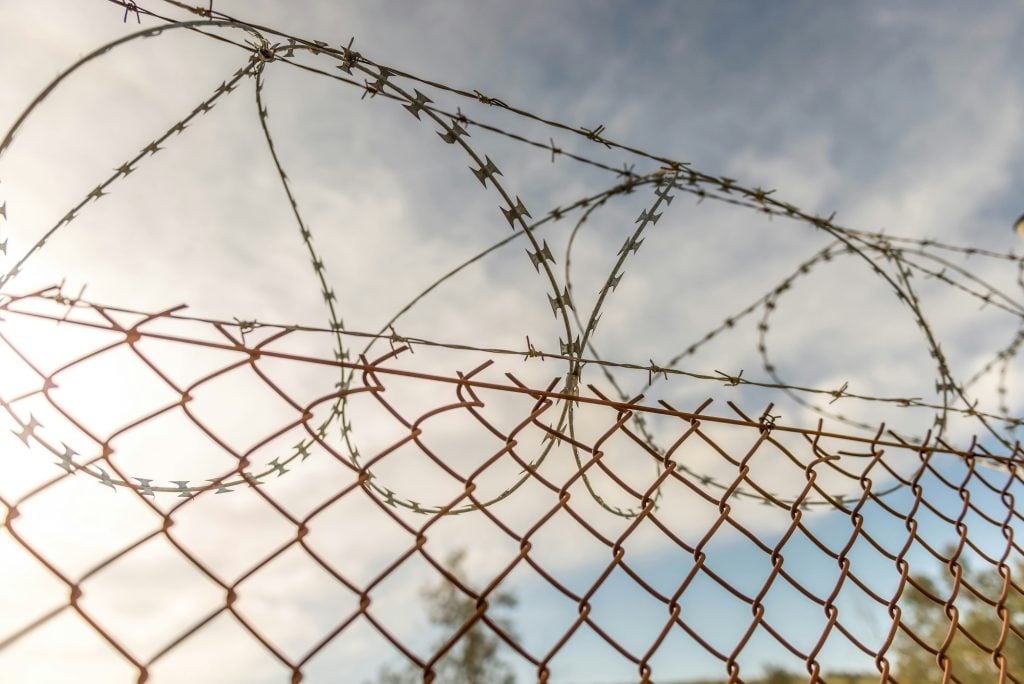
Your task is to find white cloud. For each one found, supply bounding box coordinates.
[2,2,1024,682]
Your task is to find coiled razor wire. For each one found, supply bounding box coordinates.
[0,1,1021,521]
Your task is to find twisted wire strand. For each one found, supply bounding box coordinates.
[0,4,1019,515]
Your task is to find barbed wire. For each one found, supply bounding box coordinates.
[0,4,1021,516]
[0,3,1023,681]
[1,288,1021,503]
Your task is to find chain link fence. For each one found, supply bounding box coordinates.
[1,291,1021,683]
[2,2,1024,681]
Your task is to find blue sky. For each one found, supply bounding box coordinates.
[1,1,1024,682]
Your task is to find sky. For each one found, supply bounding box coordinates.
[1,1,1024,683]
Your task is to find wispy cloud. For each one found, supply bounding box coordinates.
[2,2,1023,682]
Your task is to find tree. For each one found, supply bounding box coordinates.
[893,556,1024,681]
[760,665,801,684]
[751,666,875,683]
[370,550,518,684]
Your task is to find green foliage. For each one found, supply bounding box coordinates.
[893,556,1024,681]
[761,665,800,684]
[369,550,517,684]
[741,667,874,683]
[364,551,1024,683]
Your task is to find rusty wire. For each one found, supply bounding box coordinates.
[1,1,1024,682]
[0,292,1023,682]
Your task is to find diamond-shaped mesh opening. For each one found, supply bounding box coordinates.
[772,525,847,601]
[758,570,838,656]
[813,616,892,679]
[517,506,617,595]
[145,611,293,684]
[544,619,646,683]
[233,431,357,521]
[49,343,183,442]
[493,560,576,660]
[8,474,163,578]
[303,486,418,589]
[105,407,245,491]
[0,609,141,683]
[0,528,68,642]
[6,5,1024,679]
[231,543,362,663]
[182,363,306,458]
[131,334,251,394]
[583,561,678,657]
[824,579,894,659]
[356,551,459,659]
[674,568,765,658]
[164,488,298,582]
[698,529,781,606]
[301,612,423,682]
[74,536,225,662]
[644,622,736,681]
